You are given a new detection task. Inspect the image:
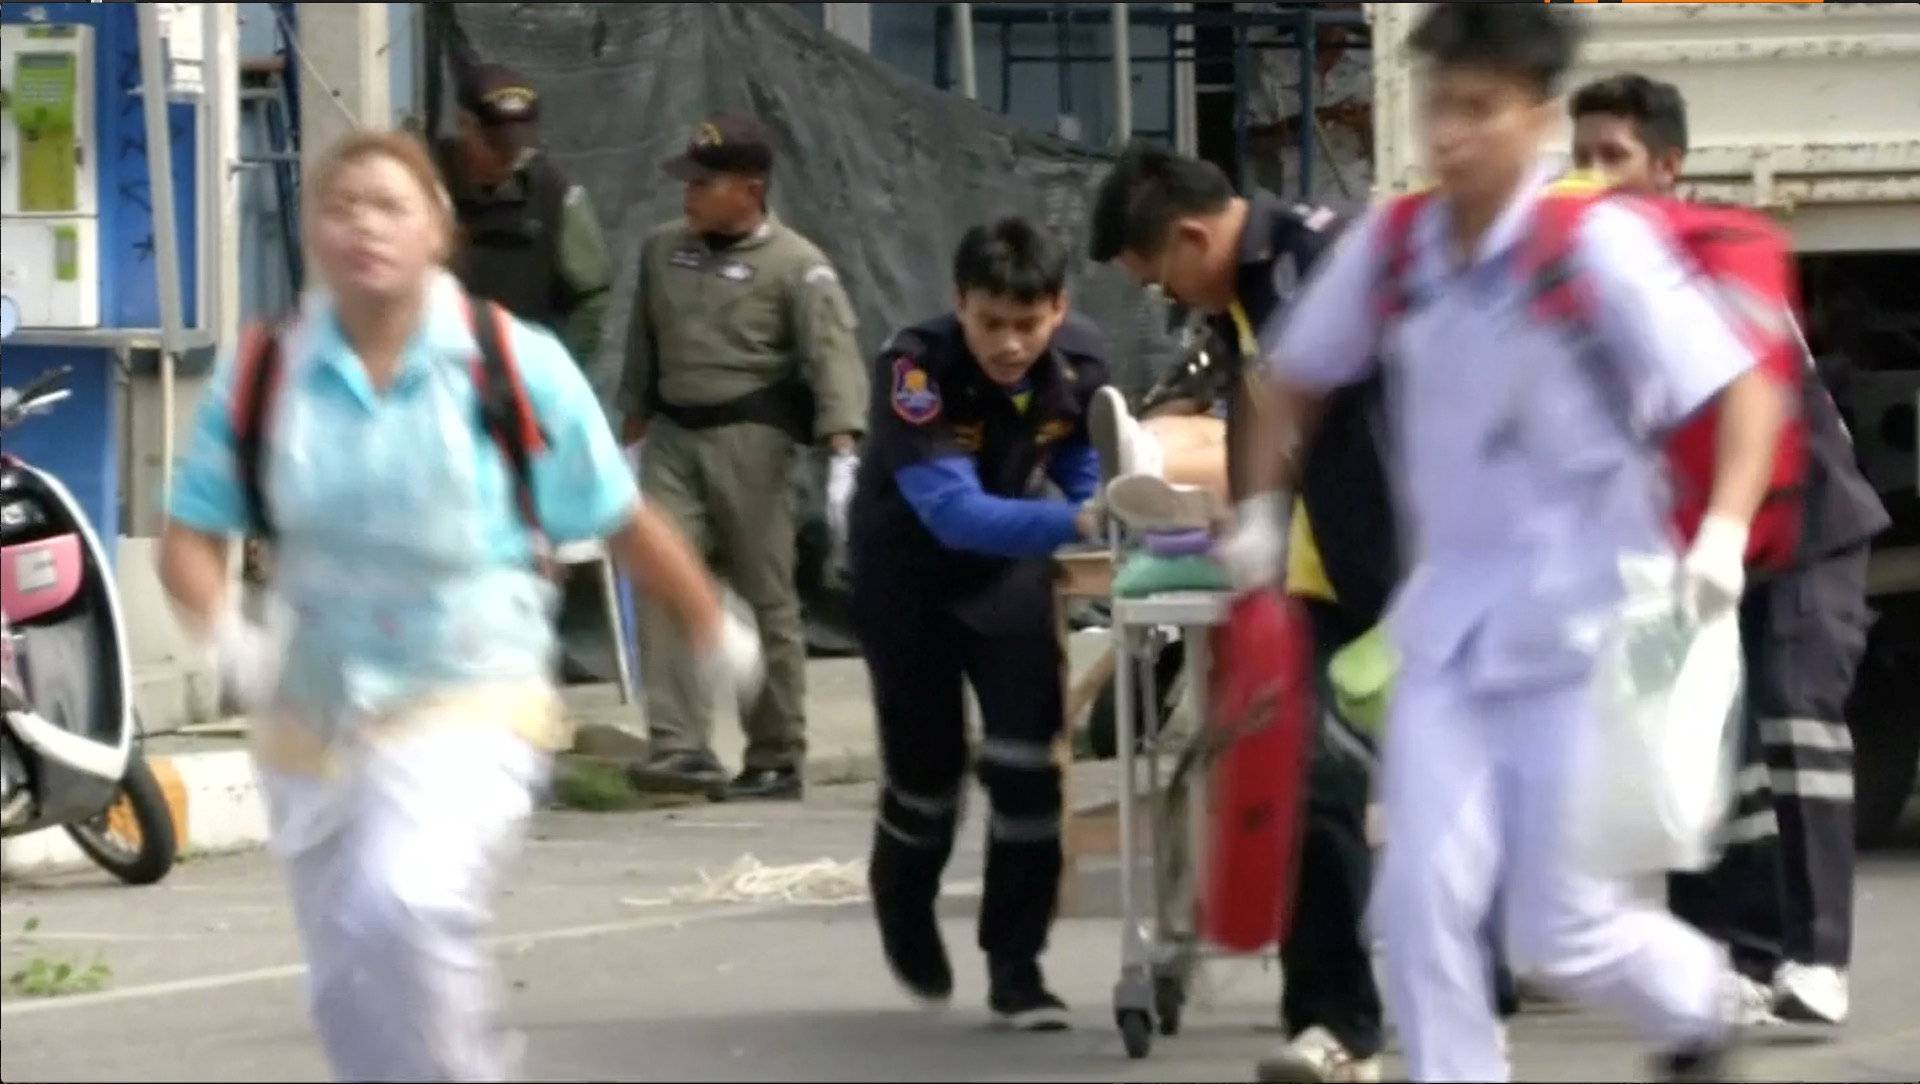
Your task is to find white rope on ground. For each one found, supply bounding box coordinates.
[622,855,871,910]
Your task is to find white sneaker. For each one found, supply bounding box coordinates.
[1733,974,1783,1028]
[1774,962,1848,1025]
[1105,474,1221,533]
[1255,1026,1382,1083]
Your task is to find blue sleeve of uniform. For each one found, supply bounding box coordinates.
[896,458,1082,559]
[167,353,249,535]
[511,320,641,543]
[1047,440,1101,504]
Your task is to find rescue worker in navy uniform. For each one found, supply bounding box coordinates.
[851,219,1106,1030]
[1572,73,1892,1028]
[438,64,612,372]
[1090,144,1399,1081]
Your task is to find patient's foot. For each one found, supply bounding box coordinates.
[1106,474,1221,533]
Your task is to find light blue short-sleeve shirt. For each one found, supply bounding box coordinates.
[1269,165,1754,689]
[169,272,639,721]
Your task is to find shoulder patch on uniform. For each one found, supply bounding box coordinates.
[802,264,839,286]
[890,356,942,425]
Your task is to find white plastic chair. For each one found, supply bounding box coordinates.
[551,539,637,705]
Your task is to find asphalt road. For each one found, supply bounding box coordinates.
[3,782,1917,1083]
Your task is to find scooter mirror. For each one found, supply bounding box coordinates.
[0,295,18,341]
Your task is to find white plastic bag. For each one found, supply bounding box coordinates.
[1570,553,1743,878]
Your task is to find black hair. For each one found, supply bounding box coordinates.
[1570,73,1689,157]
[953,217,1070,303]
[1088,141,1236,262]
[1409,3,1584,100]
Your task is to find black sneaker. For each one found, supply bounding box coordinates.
[724,767,803,802]
[1657,1037,1738,1083]
[625,751,727,797]
[989,959,1070,1031]
[871,875,951,1004]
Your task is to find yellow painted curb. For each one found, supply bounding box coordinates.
[146,755,190,847]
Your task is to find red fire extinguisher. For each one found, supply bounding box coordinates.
[1197,591,1317,953]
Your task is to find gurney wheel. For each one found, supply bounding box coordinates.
[1153,975,1185,1036]
[1118,1009,1154,1059]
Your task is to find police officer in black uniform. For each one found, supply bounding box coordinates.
[851,219,1106,1031]
[439,63,617,687]
[438,64,613,375]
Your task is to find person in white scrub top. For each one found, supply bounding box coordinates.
[1217,7,1789,1082]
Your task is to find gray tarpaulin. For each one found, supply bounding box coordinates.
[444,2,1176,407]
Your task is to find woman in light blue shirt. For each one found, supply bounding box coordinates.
[158,130,757,1083]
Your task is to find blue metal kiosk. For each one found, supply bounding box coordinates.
[2,3,208,554]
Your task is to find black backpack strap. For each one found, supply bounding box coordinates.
[229,322,286,540]
[464,296,554,565]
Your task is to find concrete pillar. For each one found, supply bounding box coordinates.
[954,3,979,100]
[823,4,873,53]
[297,3,392,166]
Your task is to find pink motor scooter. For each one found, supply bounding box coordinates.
[1,298,177,884]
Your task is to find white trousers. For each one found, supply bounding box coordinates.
[1369,667,1731,1082]
[260,725,548,1083]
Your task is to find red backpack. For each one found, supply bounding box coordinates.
[229,293,553,559]
[1374,177,1808,571]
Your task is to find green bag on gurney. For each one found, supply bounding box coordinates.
[1327,623,1398,742]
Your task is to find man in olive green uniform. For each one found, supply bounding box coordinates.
[439,64,613,377]
[619,114,867,801]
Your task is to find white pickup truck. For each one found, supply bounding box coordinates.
[1368,2,1920,842]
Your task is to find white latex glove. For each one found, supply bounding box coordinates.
[1681,514,1749,625]
[1215,492,1292,594]
[699,607,766,705]
[825,453,859,548]
[206,607,281,715]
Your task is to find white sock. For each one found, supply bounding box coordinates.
[1093,386,1166,480]
[1128,419,1166,478]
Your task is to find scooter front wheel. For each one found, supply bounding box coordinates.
[65,754,178,885]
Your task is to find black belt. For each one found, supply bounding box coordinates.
[658,380,813,441]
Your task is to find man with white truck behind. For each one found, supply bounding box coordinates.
[1571,71,1891,1027]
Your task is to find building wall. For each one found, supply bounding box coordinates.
[865,3,1176,147]
[233,3,419,325]
[225,3,1202,323]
